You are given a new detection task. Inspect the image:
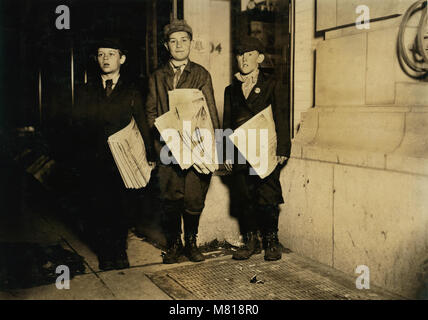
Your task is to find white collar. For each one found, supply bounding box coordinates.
[101,73,120,85]
[170,59,188,70]
[234,68,259,84]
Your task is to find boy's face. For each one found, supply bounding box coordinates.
[165,31,191,61]
[97,48,126,74]
[236,50,264,75]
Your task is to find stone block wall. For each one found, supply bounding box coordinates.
[184,0,428,298]
[280,0,428,298]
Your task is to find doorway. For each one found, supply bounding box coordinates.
[0,0,179,130]
[231,0,293,136]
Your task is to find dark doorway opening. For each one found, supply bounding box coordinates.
[0,0,182,130]
[231,0,292,135]
[0,0,182,270]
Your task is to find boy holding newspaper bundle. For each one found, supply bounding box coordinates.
[71,38,155,271]
[223,36,291,261]
[145,20,220,264]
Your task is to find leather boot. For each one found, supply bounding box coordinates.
[115,250,130,269]
[113,234,130,270]
[162,236,184,264]
[96,232,116,271]
[114,239,129,270]
[254,230,262,254]
[232,231,260,260]
[264,232,282,261]
[183,212,204,262]
[98,251,116,271]
[184,234,205,262]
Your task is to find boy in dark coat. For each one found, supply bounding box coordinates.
[145,20,220,264]
[71,38,155,270]
[223,36,291,261]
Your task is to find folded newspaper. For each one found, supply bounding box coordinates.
[108,117,153,189]
[228,105,278,179]
[154,89,218,174]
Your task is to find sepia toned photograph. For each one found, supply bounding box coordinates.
[0,0,427,307]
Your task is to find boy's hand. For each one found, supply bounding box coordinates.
[224,159,233,172]
[277,156,288,165]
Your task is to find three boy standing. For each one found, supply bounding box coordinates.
[72,20,290,268]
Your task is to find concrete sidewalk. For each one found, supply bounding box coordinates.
[0,211,403,300]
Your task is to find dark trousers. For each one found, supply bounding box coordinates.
[161,199,201,240]
[75,164,132,254]
[157,164,211,239]
[231,164,284,235]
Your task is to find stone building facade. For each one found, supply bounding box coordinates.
[185,0,427,298]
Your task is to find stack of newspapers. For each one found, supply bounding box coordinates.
[154,89,218,174]
[228,105,278,179]
[108,117,153,189]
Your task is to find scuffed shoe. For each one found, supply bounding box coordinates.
[98,253,115,271]
[254,231,262,254]
[264,232,282,261]
[232,232,260,260]
[162,237,184,264]
[114,250,130,270]
[184,234,205,262]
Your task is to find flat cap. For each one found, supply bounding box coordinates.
[163,19,193,40]
[234,36,265,55]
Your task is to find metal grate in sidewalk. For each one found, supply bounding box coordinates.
[148,253,401,300]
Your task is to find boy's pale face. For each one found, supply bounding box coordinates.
[165,31,191,61]
[236,50,264,75]
[97,48,126,74]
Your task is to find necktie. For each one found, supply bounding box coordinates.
[105,79,113,97]
[173,65,182,89]
[242,77,254,99]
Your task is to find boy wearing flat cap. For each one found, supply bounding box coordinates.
[145,19,220,264]
[71,38,155,271]
[223,36,291,261]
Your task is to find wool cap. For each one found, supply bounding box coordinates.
[163,19,193,40]
[234,36,265,55]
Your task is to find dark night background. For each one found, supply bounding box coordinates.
[0,0,181,130]
[0,1,180,287]
[0,0,291,290]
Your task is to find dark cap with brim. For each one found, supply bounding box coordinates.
[95,37,128,54]
[163,19,193,40]
[234,36,265,55]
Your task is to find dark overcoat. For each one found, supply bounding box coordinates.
[71,76,155,182]
[145,60,220,160]
[67,76,155,245]
[145,60,220,214]
[222,71,291,206]
[223,71,291,158]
